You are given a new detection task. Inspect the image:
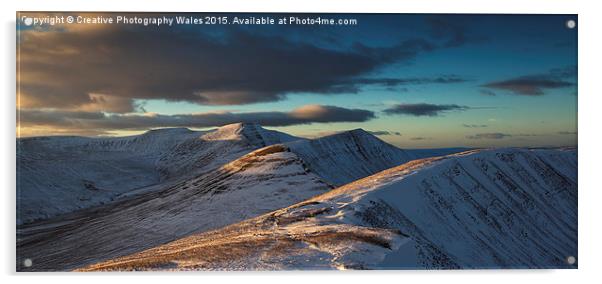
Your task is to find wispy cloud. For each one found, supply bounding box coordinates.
[409,136,432,141]
[366,130,402,136]
[466,133,512,140]
[462,124,488,128]
[345,75,467,89]
[479,89,497,96]
[465,132,538,140]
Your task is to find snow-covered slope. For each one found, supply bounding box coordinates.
[16,129,202,224]
[79,148,577,271]
[157,123,301,179]
[18,123,459,225]
[81,128,200,154]
[203,122,300,146]
[17,123,302,224]
[17,145,331,271]
[286,129,414,186]
[406,147,471,160]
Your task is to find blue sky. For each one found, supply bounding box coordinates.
[17,13,577,148]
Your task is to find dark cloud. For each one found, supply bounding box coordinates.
[481,66,576,96]
[18,105,375,133]
[462,124,488,128]
[466,133,512,140]
[409,137,431,141]
[366,130,402,136]
[288,105,375,123]
[558,131,577,135]
[482,79,572,96]
[383,103,468,116]
[19,21,449,111]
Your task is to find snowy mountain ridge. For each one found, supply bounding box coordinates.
[286,128,415,186]
[18,123,441,224]
[17,123,304,224]
[17,144,332,271]
[154,123,302,180]
[77,147,577,271]
[202,122,301,145]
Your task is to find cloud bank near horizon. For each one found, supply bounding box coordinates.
[18,104,376,135]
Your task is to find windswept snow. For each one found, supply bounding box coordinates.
[16,129,202,224]
[202,122,300,146]
[158,123,302,179]
[78,148,577,271]
[17,145,330,271]
[17,123,564,271]
[286,129,415,186]
[18,123,460,225]
[17,123,302,224]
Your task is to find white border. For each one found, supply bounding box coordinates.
[3,1,601,284]
[6,0,581,14]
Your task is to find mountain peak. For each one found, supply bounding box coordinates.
[203,122,300,146]
[347,128,371,136]
[320,128,374,140]
[285,127,412,186]
[220,122,262,133]
[204,122,264,141]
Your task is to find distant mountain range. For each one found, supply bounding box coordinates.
[16,123,576,271]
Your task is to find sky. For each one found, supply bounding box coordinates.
[16,13,577,148]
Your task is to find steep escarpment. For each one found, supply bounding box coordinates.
[18,123,460,225]
[17,144,330,271]
[157,123,302,179]
[16,123,303,224]
[79,148,577,271]
[286,129,414,186]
